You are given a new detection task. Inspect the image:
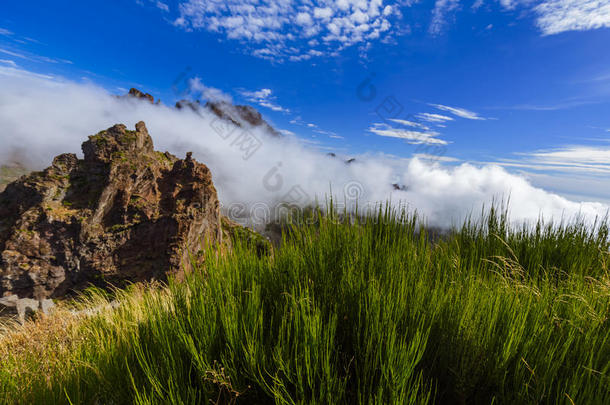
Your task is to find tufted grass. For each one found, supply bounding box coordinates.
[0,204,609,404]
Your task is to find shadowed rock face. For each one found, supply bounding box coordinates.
[204,101,280,136]
[0,121,222,300]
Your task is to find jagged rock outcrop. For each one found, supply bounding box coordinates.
[176,99,280,136]
[127,88,156,104]
[0,121,222,300]
[175,99,202,112]
[210,102,280,136]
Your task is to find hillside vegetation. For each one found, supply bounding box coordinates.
[1,206,609,404]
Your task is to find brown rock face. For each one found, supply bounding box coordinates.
[0,122,222,300]
[128,88,155,104]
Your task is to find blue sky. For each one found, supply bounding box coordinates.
[1,0,609,203]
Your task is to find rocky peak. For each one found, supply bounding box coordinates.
[127,88,155,104]
[82,122,154,164]
[0,121,223,301]
[175,99,202,112]
[205,101,280,136]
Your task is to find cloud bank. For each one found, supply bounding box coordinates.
[162,0,610,61]
[0,66,607,228]
[173,0,398,61]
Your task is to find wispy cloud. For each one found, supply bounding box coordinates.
[496,146,610,176]
[290,116,317,128]
[0,48,28,60]
[502,99,602,111]
[488,144,610,203]
[238,88,290,113]
[136,0,169,12]
[0,28,13,36]
[0,59,17,68]
[155,1,169,12]
[533,0,610,36]
[430,103,487,120]
[414,153,460,162]
[431,0,610,37]
[278,128,296,136]
[429,0,460,34]
[368,123,448,145]
[416,112,454,123]
[387,118,429,129]
[313,128,343,139]
[472,0,485,11]
[188,77,233,103]
[0,47,72,64]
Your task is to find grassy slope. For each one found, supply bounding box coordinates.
[1,206,609,404]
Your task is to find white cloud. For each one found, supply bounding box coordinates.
[429,0,460,34]
[472,0,485,10]
[136,0,170,12]
[296,12,314,26]
[533,0,610,35]
[500,0,518,10]
[0,65,55,80]
[0,47,72,65]
[238,87,290,113]
[0,28,12,36]
[188,77,233,103]
[313,7,333,20]
[430,103,487,120]
[0,48,28,60]
[416,112,454,123]
[0,59,17,68]
[369,123,448,145]
[173,0,400,61]
[414,153,460,162]
[155,1,169,12]
[241,88,272,99]
[427,0,610,37]
[278,128,296,136]
[489,145,610,204]
[387,118,429,129]
[313,128,343,139]
[503,146,610,175]
[0,66,608,227]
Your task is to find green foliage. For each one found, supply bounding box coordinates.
[1,206,609,404]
